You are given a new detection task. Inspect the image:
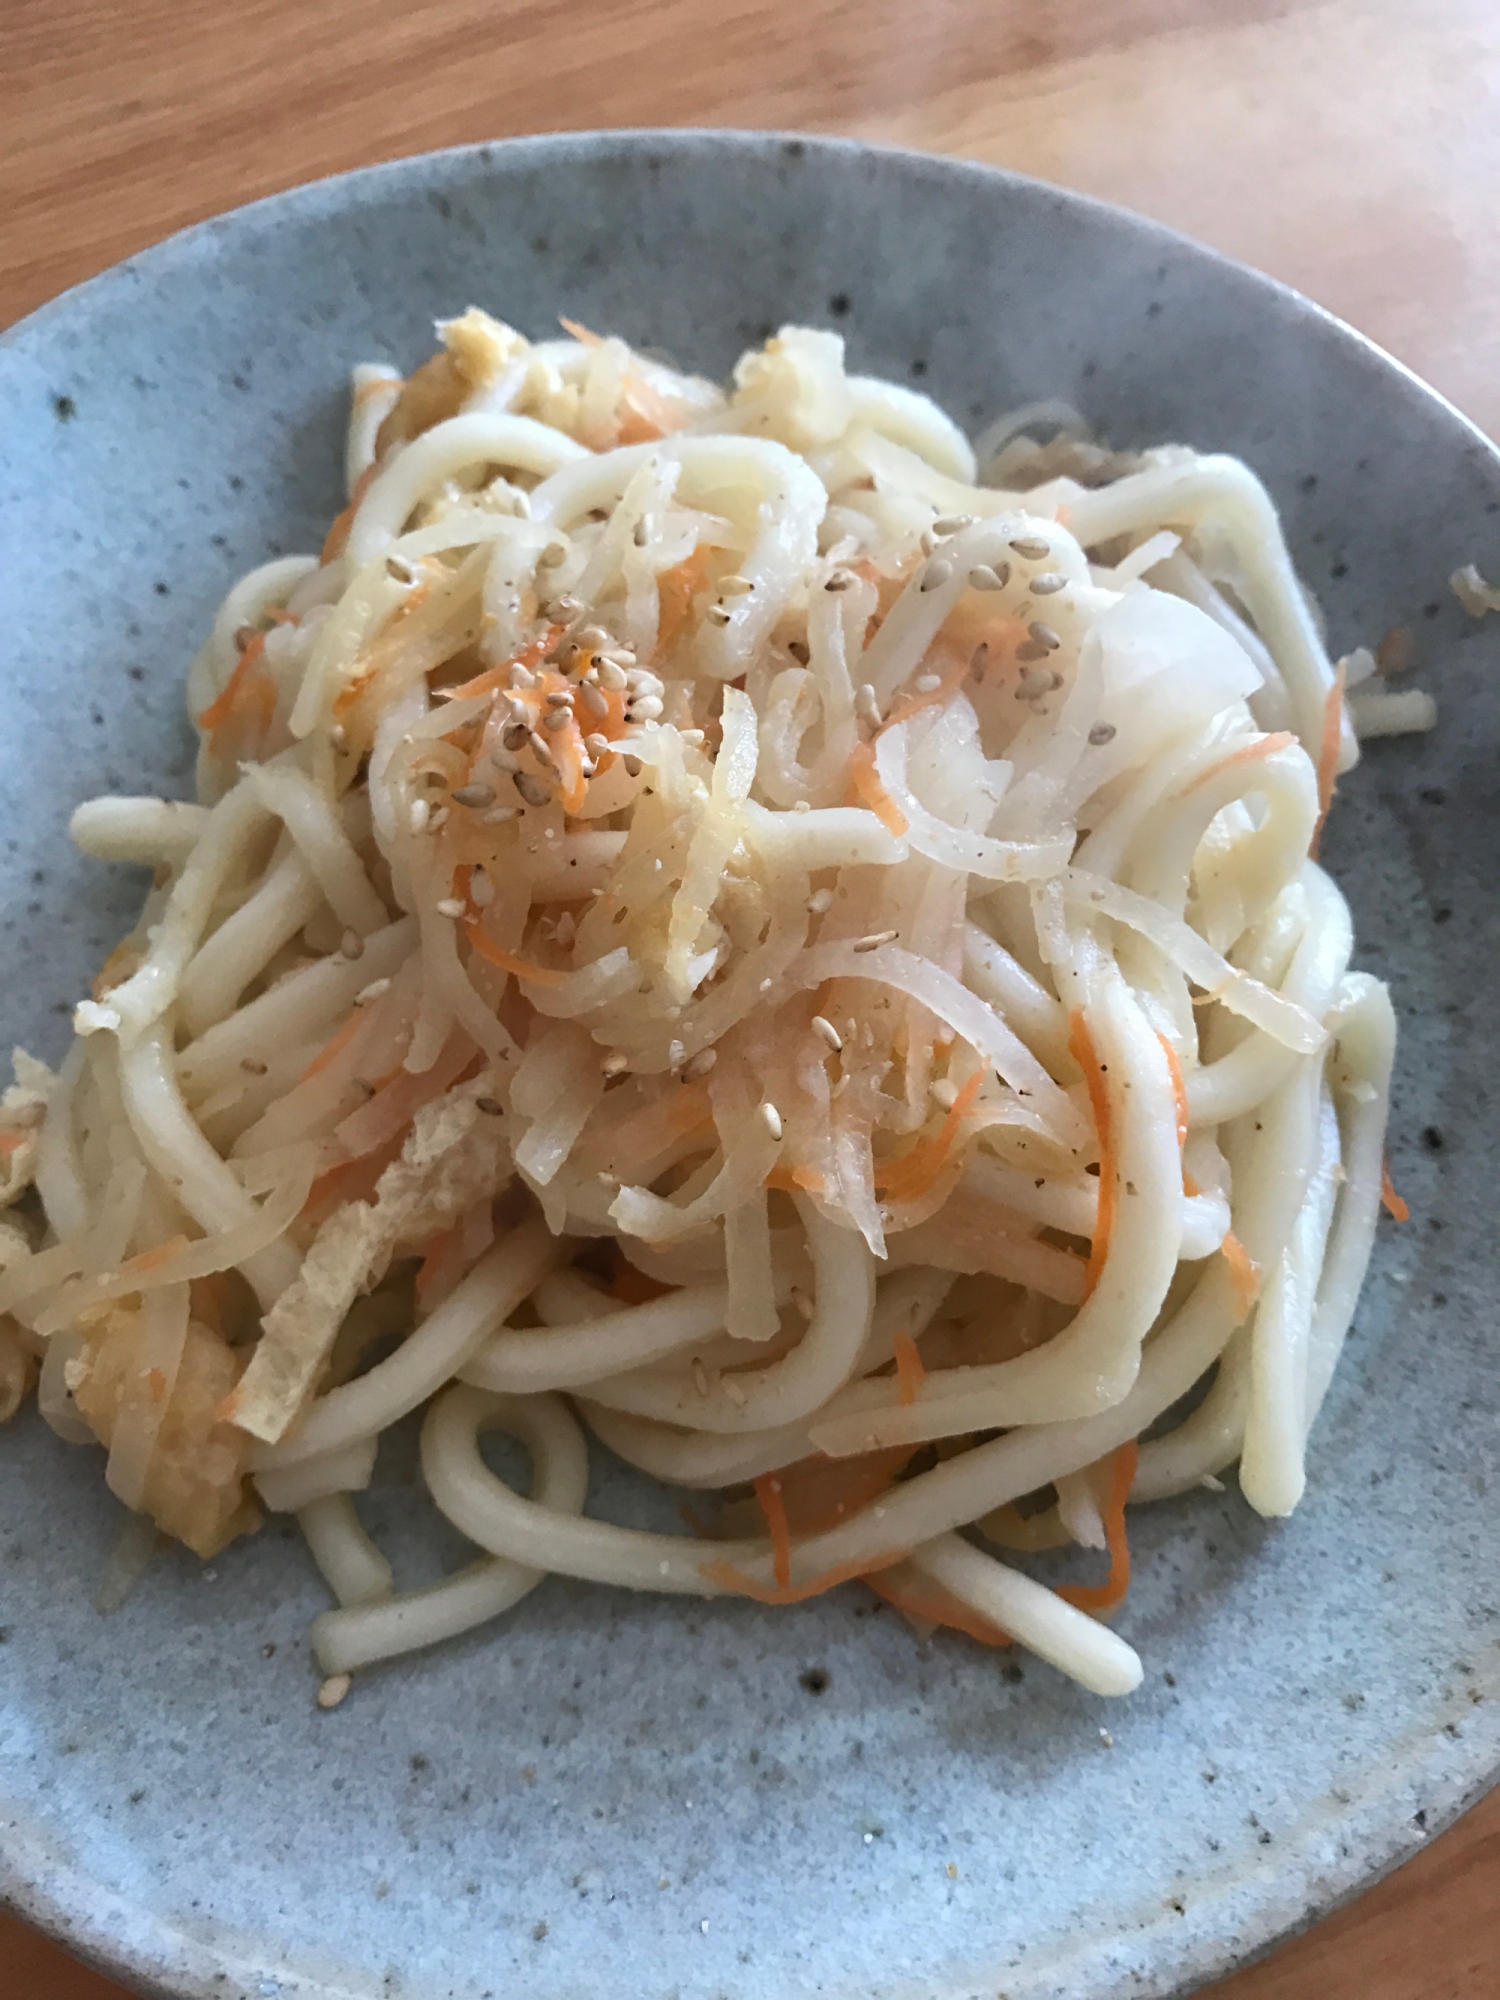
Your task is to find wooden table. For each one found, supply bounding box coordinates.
[3,2,1497,1994]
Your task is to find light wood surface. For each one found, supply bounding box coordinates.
[2,2,1497,1994]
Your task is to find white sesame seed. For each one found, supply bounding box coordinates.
[545,688,575,708]
[1028,621,1062,651]
[718,573,754,595]
[622,754,643,777]
[542,708,572,732]
[429,805,449,830]
[679,727,706,746]
[354,978,391,1006]
[1088,722,1117,746]
[853,929,898,952]
[451,781,495,808]
[930,1077,959,1109]
[811,1014,842,1051]
[528,728,555,764]
[584,732,611,756]
[668,1037,686,1069]
[329,723,347,751]
[317,1674,352,1710]
[919,558,953,592]
[1010,536,1051,560]
[790,1286,814,1321]
[630,696,664,720]
[536,541,567,569]
[239,1057,268,1075]
[915,673,943,693]
[1029,572,1067,595]
[692,1357,711,1399]
[824,569,854,592]
[682,1048,717,1079]
[807,887,835,915]
[481,804,519,825]
[339,928,364,960]
[502,721,532,752]
[601,1050,630,1077]
[759,1101,783,1140]
[407,798,430,834]
[470,867,495,907]
[932,513,974,536]
[514,771,552,807]
[509,662,536,688]
[579,680,609,719]
[967,562,1010,591]
[705,604,732,626]
[435,898,467,919]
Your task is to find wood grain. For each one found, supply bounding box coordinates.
[2,2,1497,1994]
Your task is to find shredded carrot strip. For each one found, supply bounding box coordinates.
[320,463,378,566]
[196,631,269,736]
[1057,1441,1138,1613]
[892,1328,926,1406]
[296,1007,365,1085]
[1068,1010,1114,1300]
[1380,1156,1410,1222]
[414,1226,457,1301]
[1311,663,1347,858]
[764,1164,826,1195]
[656,547,711,652]
[300,1131,405,1227]
[768,1449,915,1537]
[446,626,563,703]
[866,1566,1013,1648]
[1221,1229,1262,1317]
[845,739,910,836]
[701,1549,907,1606]
[120,1235,190,1277]
[1185,730,1295,793]
[1156,1031,1189,1150]
[873,1070,984,1203]
[878,654,971,736]
[462,919,565,986]
[754,1475,793,1590]
[559,316,602,347]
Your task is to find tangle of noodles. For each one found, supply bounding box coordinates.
[0,311,1424,1700]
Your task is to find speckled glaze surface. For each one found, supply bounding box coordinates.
[1,132,1497,2000]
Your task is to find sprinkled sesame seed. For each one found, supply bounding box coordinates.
[385,555,416,585]
[579,680,609,719]
[329,723,347,751]
[968,562,1010,591]
[930,1077,959,1108]
[692,1357,711,1399]
[502,721,532,752]
[1029,572,1067,595]
[536,541,567,569]
[807,887,835,915]
[1088,721,1117,746]
[622,755,643,777]
[239,1057,268,1075]
[683,1048,717,1079]
[933,513,974,536]
[759,1101,783,1140]
[339,929,364,959]
[919,558,953,592]
[790,1286,814,1321]
[451,782,495,808]
[1015,642,1049,666]
[528,729,555,764]
[853,929,899,952]
[718,573,753,595]
[470,868,495,907]
[407,798,430,834]
[435,898,467,919]
[317,1674,352,1710]
[481,805,519,825]
[1010,536,1050,560]
[787,640,811,665]
[514,771,552,807]
[475,1095,505,1116]
[630,696,664,720]
[509,662,536,688]
[915,673,943,693]
[1028,621,1062,651]
[583,732,611,757]
[541,594,581,621]
[633,517,651,547]
[350,1077,376,1101]
[545,688,575,708]
[601,1050,630,1079]
[824,569,854,592]
[811,1014,842,1051]
[603,648,637,672]
[429,807,449,830]
[354,977,391,1006]
[542,708,572,732]
[667,1038,686,1070]
[705,604,732,626]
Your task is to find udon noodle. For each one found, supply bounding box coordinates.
[0,314,1420,1701]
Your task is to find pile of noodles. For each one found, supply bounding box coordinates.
[0,313,1420,1698]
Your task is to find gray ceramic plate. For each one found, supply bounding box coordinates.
[1,132,1496,2000]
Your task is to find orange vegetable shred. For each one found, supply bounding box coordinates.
[892,1328,926,1407]
[1311,663,1347,858]
[874,1069,983,1204]
[845,739,910,836]
[1380,1156,1410,1222]
[754,1475,793,1589]
[1221,1229,1262,1317]
[866,1565,1014,1648]
[1057,1441,1138,1614]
